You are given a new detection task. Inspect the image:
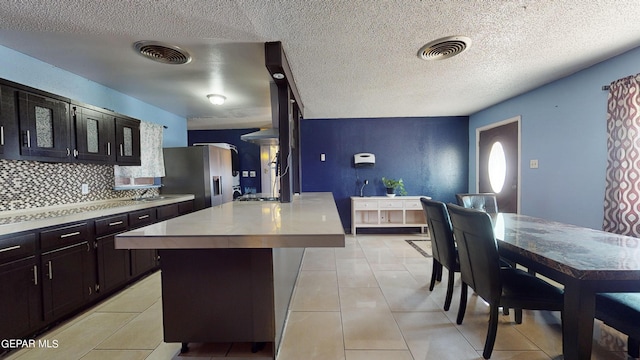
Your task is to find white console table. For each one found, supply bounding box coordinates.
[350,196,430,234]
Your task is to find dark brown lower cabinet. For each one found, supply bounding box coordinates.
[0,256,41,340]
[96,235,130,294]
[41,241,94,321]
[130,249,157,278]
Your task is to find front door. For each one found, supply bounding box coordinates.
[478,118,519,213]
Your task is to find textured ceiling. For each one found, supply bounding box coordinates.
[0,0,639,129]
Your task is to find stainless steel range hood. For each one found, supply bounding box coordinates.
[240,127,279,145]
[241,82,279,145]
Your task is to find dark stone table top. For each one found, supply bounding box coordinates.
[493,213,640,281]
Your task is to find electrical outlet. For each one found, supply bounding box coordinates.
[81,183,89,195]
[320,153,326,162]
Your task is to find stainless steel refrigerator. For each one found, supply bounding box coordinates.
[161,145,233,210]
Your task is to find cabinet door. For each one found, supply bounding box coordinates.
[41,241,93,321]
[130,249,157,278]
[0,85,5,156]
[17,91,71,160]
[73,106,114,163]
[0,256,41,340]
[96,234,130,294]
[114,117,141,165]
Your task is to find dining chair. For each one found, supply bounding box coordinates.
[455,193,498,213]
[420,198,459,311]
[595,292,640,358]
[447,204,564,359]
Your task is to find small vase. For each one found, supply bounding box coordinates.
[386,187,395,197]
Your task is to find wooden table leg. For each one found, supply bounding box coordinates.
[562,280,595,360]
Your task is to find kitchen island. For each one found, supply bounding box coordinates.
[115,192,345,358]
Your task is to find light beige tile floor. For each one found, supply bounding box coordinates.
[4,234,632,360]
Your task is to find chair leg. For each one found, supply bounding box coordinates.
[503,307,509,316]
[483,305,500,359]
[629,336,640,358]
[429,260,440,291]
[444,268,455,311]
[514,308,523,324]
[436,262,443,281]
[456,283,468,325]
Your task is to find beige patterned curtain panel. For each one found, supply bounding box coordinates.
[114,121,165,179]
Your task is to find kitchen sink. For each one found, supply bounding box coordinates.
[131,196,167,202]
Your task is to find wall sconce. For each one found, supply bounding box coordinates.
[207,94,226,105]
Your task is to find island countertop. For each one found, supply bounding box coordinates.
[115,192,345,249]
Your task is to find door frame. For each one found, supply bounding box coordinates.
[475,115,522,214]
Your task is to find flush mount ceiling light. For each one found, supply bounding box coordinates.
[134,40,192,65]
[418,35,471,61]
[207,94,226,105]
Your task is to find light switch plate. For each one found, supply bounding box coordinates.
[242,171,249,177]
[249,171,256,177]
[530,159,539,169]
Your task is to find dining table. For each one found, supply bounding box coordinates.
[491,213,640,360]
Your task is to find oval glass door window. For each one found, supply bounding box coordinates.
[488,141,506,193]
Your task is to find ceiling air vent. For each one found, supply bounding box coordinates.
[418,36,471,61]
[134,41,192,65]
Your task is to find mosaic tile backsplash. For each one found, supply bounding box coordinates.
[0,159,157,212]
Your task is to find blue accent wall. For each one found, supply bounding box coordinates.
[469,46,640,229]
[300,117,469,231]
[0,45,187,147]
[188,129,262,193]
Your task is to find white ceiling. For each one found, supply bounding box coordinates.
[1,1,639,130]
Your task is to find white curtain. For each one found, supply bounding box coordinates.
[114,121,165,178]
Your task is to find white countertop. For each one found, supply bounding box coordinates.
[115,192,346,249]
[0,194,195,236]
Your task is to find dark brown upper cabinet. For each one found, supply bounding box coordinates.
[17,91,71,161]
[0,78,141,166]
[114,117,141,165]
[73,106,114,163]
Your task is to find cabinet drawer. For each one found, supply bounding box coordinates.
[40,223,89,252]
[403,200,422,209]
[157,203,180,220]
[353,200,378,210]
[95,214,129,237]
[0,233,36,264]
[129,208,157,228]
[178,201,194,214]
[378,200,403,209]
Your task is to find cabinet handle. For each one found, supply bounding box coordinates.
[107,142,111,156]
[138,214,150,220]
[47,261,53,280]
[120,144,124,156]
[73,149,78,157]
[0,245,20,253]
[25,130,31,148]
[0,125,4,146]
[109,221,123,226]
[60,231,80,239]
[88,286,92,296]
[33,265,38,285]
[86,242,90,252]
[67,148,71,157]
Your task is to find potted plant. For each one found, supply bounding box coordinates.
[381,177,407,197]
